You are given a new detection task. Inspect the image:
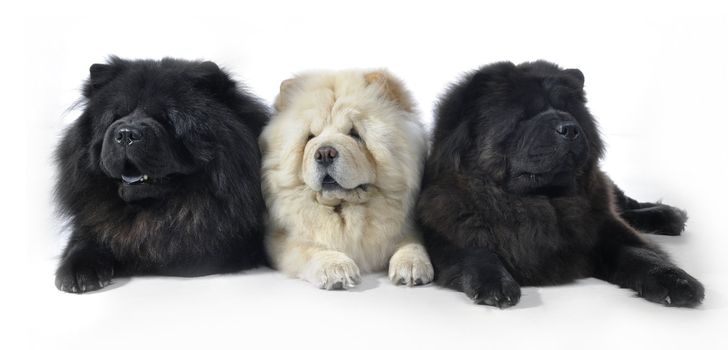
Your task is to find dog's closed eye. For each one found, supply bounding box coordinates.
[349,128,362,141]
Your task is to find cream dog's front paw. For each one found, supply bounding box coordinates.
[388,244,434,286]
[304,251,361,290]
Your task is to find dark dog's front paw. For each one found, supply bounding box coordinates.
[639,266,704,307]
[55,259,114,294]
[625,205,688,236]
[649,204,688,235]
[461,271,521,308]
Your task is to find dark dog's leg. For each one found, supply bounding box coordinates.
[428,236,520,308]
[55,230,117,293]
[613,185,687,236]
[596,220,704,307]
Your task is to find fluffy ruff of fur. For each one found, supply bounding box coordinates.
[260,70,434,290]
[417,61,704,308]
[54,57,269,293]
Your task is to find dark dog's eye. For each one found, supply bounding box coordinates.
[349,128,362,141]
[307,134,315,141]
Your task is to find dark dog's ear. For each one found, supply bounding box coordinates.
[563,68,585,89]
[429,120,472,176]
[188,60,269,136]
[83,57,125,98]
[364,70,414,112]
[193,61,224,81]
[189,61,236,95]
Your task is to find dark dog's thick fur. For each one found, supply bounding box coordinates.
[417,61,704,308]
[55,57,269,293]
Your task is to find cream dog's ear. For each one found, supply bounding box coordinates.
[364,70,414,112]
[274,77,301,112]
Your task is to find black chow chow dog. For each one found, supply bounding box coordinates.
[417,61,704,308]
[55,57,269,293]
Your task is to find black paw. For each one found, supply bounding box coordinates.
[625,205,688,236]
[55,259,114,294]
[461,271,521,308]
[639,266,704,307]
[650,205,688,236]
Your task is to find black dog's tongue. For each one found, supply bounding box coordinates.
[122,174,145,184]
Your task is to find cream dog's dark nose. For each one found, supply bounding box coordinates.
[314,146,338,166]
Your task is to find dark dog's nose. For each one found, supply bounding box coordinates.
[556,122,580,140]
[315,146,338,166]
[115,127,142,145]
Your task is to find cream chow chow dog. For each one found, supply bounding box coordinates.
[260,70,433,290]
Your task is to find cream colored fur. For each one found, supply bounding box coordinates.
[260,69,433,290]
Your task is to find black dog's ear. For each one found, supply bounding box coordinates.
[189,61,235,95]
[83,59,124,97]
[429,120,472,176]
[195,61,223,79]
[563,68,585,89]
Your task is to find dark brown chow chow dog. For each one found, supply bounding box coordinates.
[417,61,704,308]
[55,57,269,293]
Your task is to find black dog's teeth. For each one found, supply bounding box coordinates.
[121,174,150,184]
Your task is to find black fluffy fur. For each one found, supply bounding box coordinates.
[417,61,704,308]
[55,57,269,293]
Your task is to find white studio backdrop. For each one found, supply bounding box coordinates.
[6,0,728,349]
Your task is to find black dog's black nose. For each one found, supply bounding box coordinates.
[115,127,142,145]
[315,146,338,166]
[556,122,580,140]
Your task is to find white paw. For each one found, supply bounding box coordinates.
[305,251,361,290]
[388,246,434,287]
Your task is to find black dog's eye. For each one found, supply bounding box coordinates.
[307,134,315,141]
[159,113,176,130]
[349,128,362,141]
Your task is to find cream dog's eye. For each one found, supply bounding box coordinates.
[349,128,362,141]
